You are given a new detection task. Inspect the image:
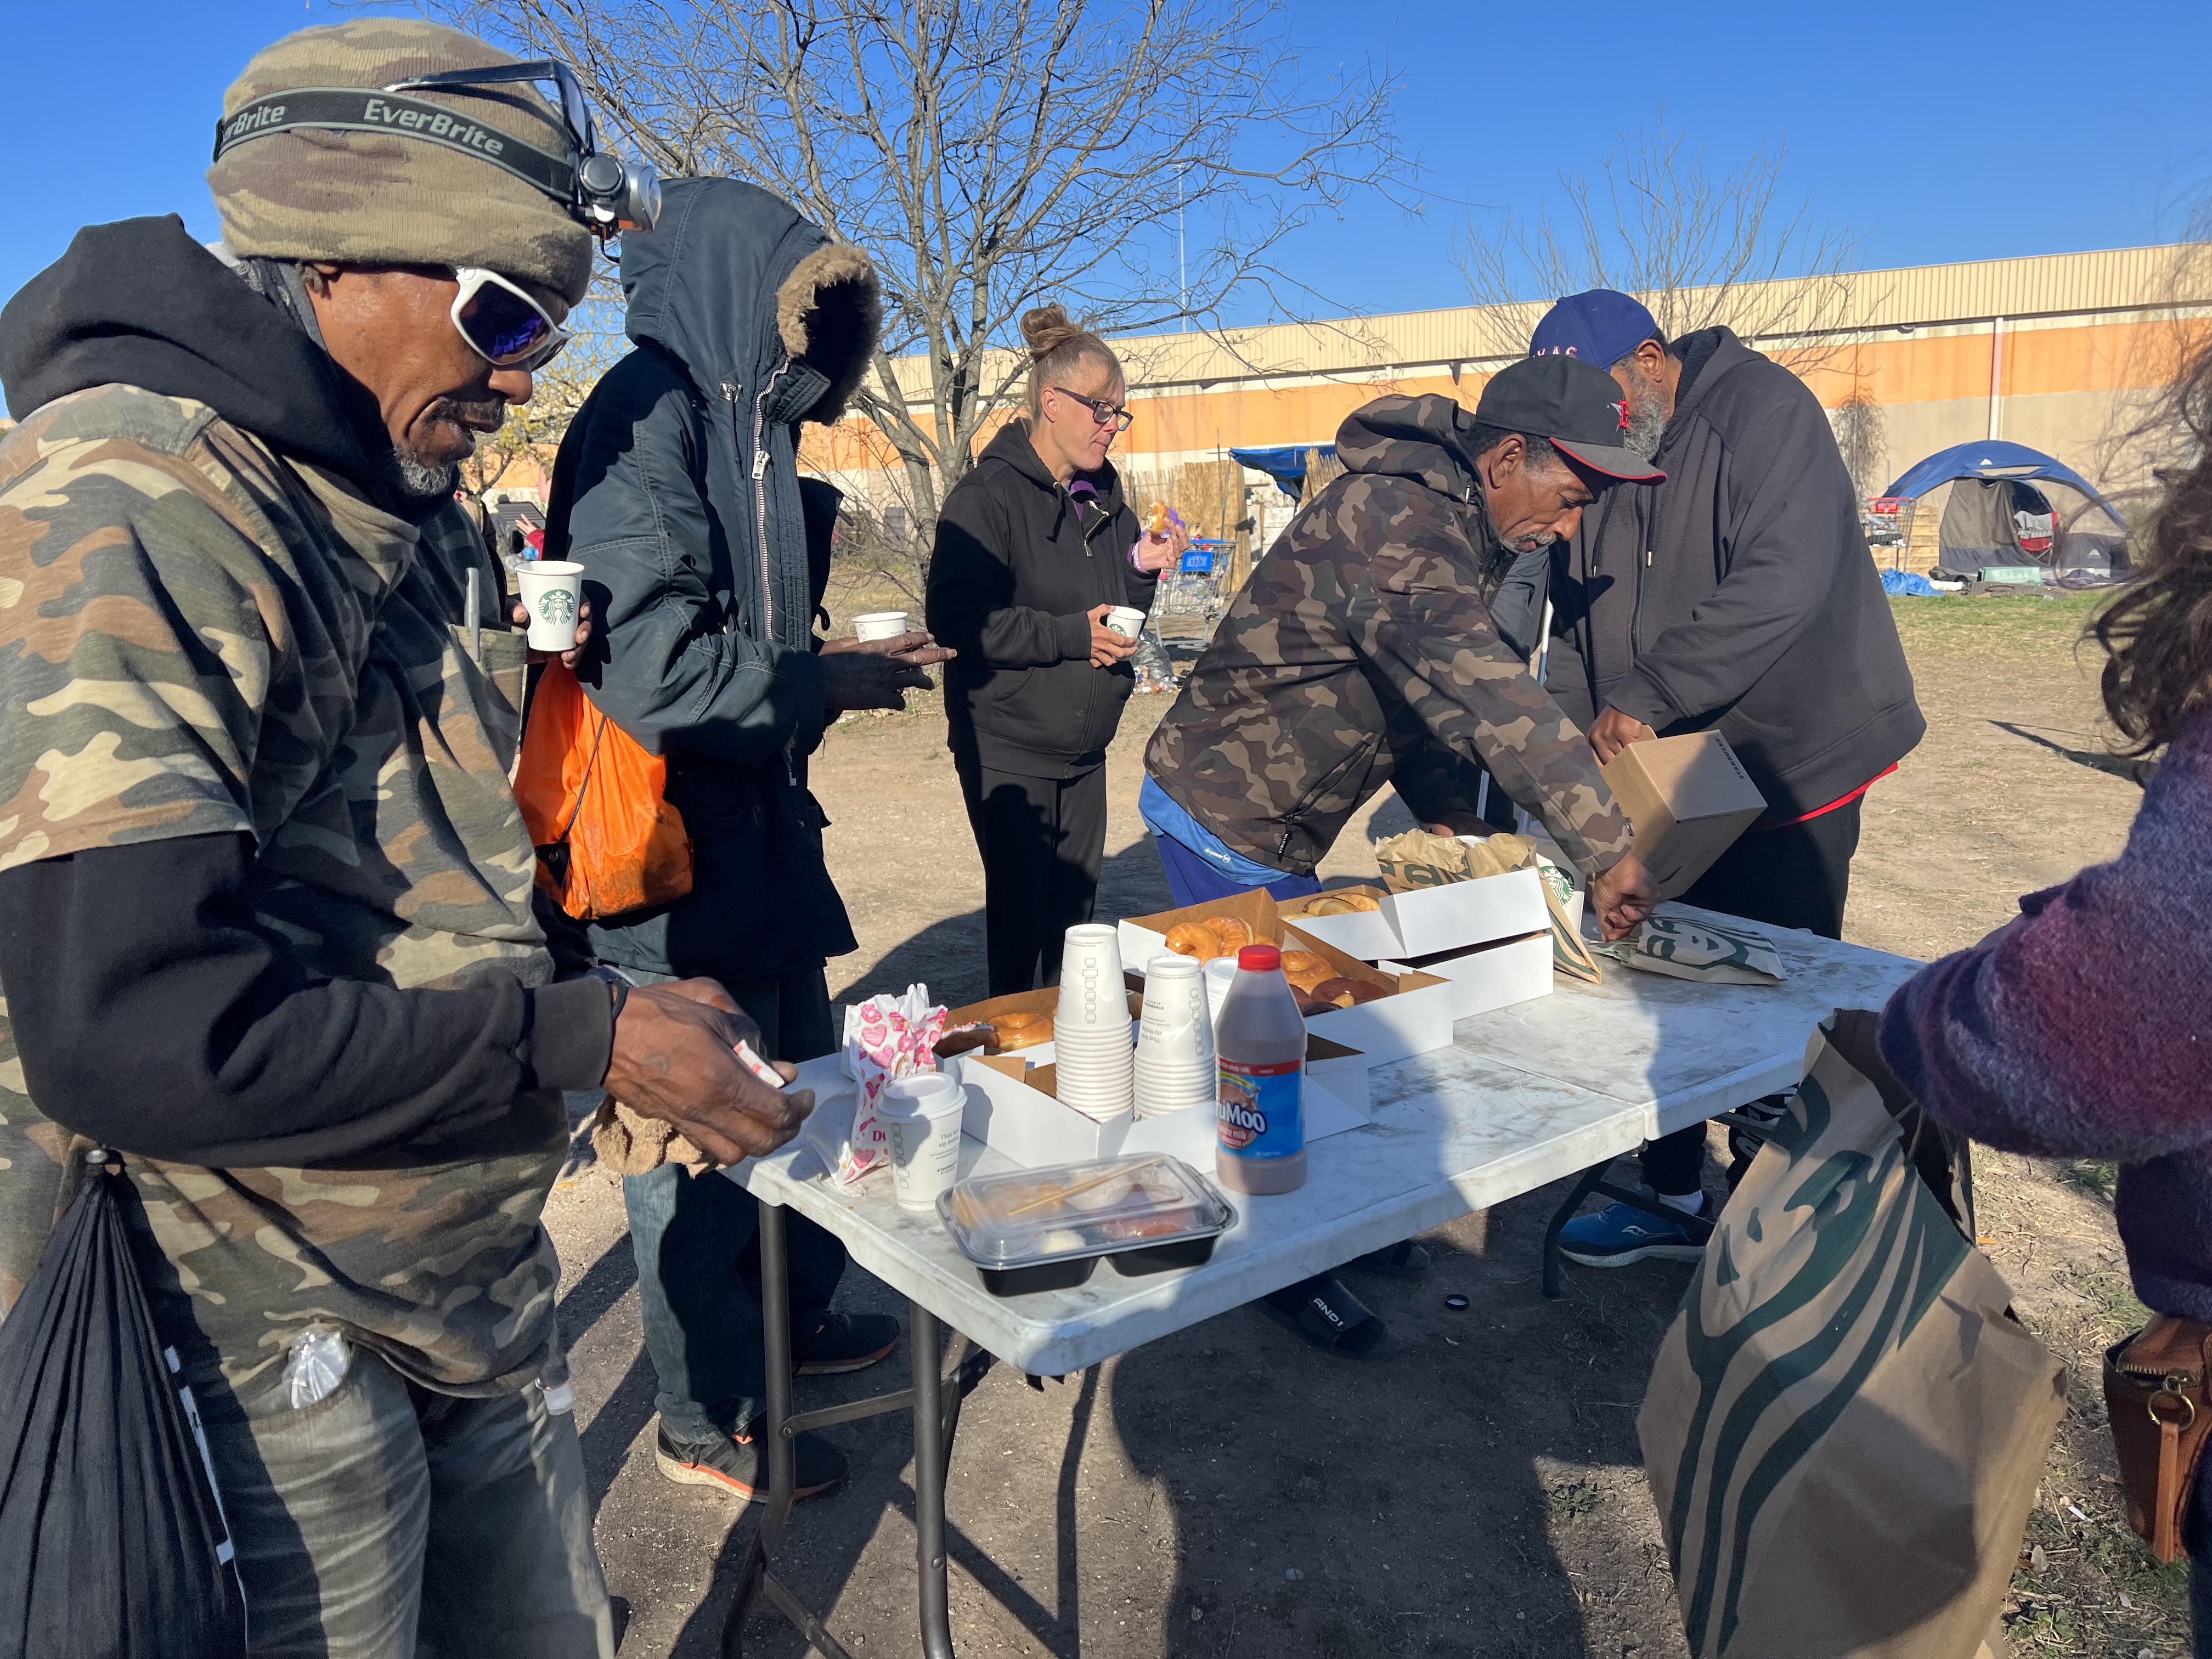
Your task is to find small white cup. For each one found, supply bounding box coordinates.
[1102,606,1147,640]
[516,561,585,651]
[879,1073,965,1213]
[853,611,910,642]
[1204,957,1239,1028]
[1056,925,1130,1032]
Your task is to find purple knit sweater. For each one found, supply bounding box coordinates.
[1880,709,2212,1322]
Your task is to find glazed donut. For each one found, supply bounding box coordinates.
[1279,950,1327,979]
[1164,921,1226,961]
[1203,913,1253,951]
[991,1011,1053,1050]
[1311,977,1386,1008]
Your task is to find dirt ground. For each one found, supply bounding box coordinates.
[548,591,2185,1658]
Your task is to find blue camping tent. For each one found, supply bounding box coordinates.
[1883,441,2125,522]
[1882,441,2128,574]
[1229,444,1335,500]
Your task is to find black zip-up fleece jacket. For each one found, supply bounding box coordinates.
[545,177,879,982]
[1546,327,1924,825]
[927,419,1156,777]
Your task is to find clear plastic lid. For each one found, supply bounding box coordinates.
[938,1153,1234,1269]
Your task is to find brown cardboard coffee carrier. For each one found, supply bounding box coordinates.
[1598,732,1765,898]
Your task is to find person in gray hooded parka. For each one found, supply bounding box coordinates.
[546,176,950,1500]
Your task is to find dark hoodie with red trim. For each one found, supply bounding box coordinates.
[1544,326,1924,825]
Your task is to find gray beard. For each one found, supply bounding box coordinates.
[1621,361,1670,459]
[388,452,459,504]
[387,397,503,510]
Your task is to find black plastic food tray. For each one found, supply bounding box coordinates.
[973,1229,1225,1296]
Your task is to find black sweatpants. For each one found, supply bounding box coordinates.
[1640,798,1862,1195]
[955,755,1110,996]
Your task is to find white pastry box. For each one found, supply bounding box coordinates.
[950,1030,1370,1169]
[1116,889,1454,1066]
[1288,867,1554,1020]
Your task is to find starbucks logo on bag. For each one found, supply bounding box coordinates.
[537,588,577,625]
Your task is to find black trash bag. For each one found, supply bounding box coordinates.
[0,1156,247,1658]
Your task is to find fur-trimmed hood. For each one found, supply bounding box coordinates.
[620,176,879,424]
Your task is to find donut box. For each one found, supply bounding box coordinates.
[1115,891,1454,1067]
[937,984,1372,1167]
[1289,867,1555,1022]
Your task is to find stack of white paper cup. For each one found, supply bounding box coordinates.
[1052,924,1134,1120]
[878,1071,966,1212]
[1204,956,1240,1030]
[1134,955,1215,1119]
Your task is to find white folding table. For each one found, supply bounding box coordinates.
[722,911,1923,1657]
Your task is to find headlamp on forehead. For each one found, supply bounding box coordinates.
[212,57,661,245]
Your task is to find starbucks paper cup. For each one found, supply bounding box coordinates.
[1103,606,1147,640]
[854,611,910,642]
[516,561,584,651]
[880,1073,966,1212]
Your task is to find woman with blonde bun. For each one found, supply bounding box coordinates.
[927,304,1185,993]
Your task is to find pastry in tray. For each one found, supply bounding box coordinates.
[1203,913,1253,952]
[1283,890,1381,918]
[1307,976,1386,1009]
[992,1011,1053,1050]
[1164,921,1232,961]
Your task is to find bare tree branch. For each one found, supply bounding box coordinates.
[413,0,1412,559]
[1452,116,1874,374]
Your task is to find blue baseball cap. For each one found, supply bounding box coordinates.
[1529,290,1660,373]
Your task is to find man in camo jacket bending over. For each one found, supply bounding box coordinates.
[0,22,808,1655]
[1141,354,1663,1361]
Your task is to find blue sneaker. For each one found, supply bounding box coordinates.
[1557,1194,1706,1267]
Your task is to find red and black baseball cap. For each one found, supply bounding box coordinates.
[1474,354,1664,484]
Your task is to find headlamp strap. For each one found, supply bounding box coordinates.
[213,87,577,205]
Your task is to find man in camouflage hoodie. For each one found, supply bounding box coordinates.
[0,23,806,1655]
[1143,358,1665,1361]
[1146,356,1662,933]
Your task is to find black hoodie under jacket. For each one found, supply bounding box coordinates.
[0,217,610,1169]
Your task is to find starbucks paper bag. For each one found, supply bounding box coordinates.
[1640,1013,2064,1658]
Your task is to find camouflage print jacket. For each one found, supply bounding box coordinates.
[0,383,571,1406]
[1146,394,1634,879]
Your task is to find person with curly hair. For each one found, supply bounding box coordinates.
[1878,328,2212,1650]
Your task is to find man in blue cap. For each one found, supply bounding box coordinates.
[1530,289,1924,1267]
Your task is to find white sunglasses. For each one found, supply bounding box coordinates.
[450,267,571,372]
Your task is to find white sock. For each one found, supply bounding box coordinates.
[1656,1189,1706,1217]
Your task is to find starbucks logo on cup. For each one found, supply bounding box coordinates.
[537,589,578,626]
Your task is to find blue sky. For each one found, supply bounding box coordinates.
[10,0,2209,323]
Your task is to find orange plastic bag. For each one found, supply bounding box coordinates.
[515,663,692,920]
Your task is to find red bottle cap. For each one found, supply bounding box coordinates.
[1237,944,1280,971]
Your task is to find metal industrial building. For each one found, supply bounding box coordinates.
[807,241,2211,551]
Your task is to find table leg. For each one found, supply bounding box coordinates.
[910,1301,958,1659]
[724,1199,797,1656]
[1542,1162,1614,1299]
